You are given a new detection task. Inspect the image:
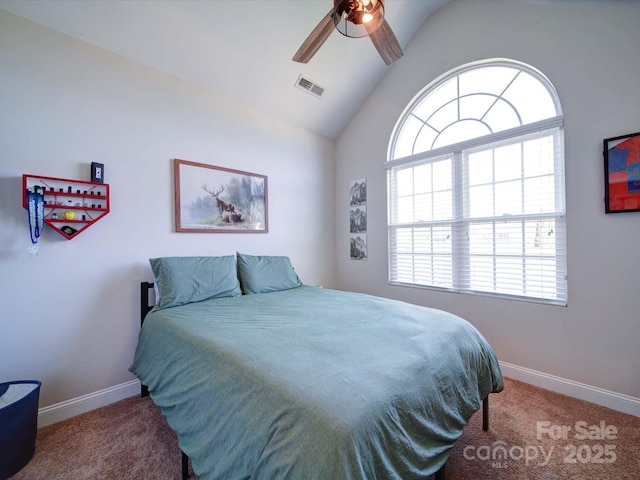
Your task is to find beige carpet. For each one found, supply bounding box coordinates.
[10,378,640,479]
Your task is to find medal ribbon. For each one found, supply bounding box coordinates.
[27,186,44,254]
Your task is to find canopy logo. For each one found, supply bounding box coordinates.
[464,420,618,469]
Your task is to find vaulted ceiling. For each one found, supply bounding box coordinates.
[0,0,447,139]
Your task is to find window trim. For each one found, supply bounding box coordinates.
[386,59,566,305]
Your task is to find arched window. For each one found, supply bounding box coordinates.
[387,59,566,304]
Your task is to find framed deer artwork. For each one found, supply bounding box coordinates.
[174,159,268,233]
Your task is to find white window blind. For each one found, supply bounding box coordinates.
[387,60,567,305]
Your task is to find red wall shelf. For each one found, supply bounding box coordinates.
[23,174,110,240]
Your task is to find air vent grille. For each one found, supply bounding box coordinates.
[295,74,325,98]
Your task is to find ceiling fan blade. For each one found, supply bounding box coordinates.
[293,8,335,63]
[367,19,403,65]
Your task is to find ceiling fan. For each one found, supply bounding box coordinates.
[293,0,403,65]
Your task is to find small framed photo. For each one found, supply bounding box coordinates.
[91,162,105,183]
[604,131,640,213]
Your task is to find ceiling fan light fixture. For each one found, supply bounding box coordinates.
[293,0,402,65]
[333,0,384,38]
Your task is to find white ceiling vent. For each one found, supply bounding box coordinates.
[294,74,325,98]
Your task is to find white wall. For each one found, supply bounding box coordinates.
[336,0,640,399]
[0,10,336,408]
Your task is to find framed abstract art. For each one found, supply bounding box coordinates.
[603,131,640,213]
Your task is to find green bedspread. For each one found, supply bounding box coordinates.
[130,286,503,479]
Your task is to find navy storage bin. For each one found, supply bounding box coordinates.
[0,380,41,480]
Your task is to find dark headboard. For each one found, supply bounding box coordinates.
[140,281,155,327]
[139,281,155,397]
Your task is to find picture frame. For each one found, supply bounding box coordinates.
[174,159,268,233]
[603,131,640,213]
[349,178,367,260]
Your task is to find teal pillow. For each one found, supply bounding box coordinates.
[150,256,242,309]
[236,253,302,295]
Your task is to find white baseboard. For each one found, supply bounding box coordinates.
[37,379,141,428]
[500,361,640,417]
[36,364,640,428]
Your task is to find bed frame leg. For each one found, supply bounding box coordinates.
[434,463,445,480]
[181,450,189,480]
[482,395,489,431]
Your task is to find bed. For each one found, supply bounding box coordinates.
[130,254,503,480]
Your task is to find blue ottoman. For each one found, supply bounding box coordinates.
[0,381,41,480]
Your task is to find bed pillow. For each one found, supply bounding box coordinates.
[236,253,302,295]
[150,255,242,309]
